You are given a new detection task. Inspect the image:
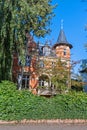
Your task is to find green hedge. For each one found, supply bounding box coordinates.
[0,80,87,121]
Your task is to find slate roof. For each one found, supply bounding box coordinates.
[57,29,68,44]
[53,29,73,49]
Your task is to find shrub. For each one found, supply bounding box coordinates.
[0,80,17,92]
[0,80,87,120]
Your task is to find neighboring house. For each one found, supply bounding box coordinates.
[80,59,87,92]
[12,24,73,94]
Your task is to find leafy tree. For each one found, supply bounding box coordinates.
[51,59,68,93]
[71,73,83,92]
[0,0,56,81]
[36,58,69,93]
[71,79,83,91]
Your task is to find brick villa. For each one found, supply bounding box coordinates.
[12,24,73,95]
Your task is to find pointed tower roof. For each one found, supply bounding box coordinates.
[57,29,68,44]
[53,20,73,49]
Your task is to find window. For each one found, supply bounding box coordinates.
[17,74,29,90]
[25,55,31,66]
[64,49,66,55]
[43,46,51,56]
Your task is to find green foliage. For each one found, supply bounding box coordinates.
[0,80,87,121]
[0,0,56,81]
[51,59,68,93]
[0,80,17,92]
[71,79,83,91]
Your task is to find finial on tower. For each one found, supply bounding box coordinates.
[61,19,64,29]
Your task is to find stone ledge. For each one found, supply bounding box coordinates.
[0,119,87,125]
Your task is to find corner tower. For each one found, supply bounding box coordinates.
[53,20,73,61]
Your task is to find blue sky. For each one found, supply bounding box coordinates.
[37,0,87,73]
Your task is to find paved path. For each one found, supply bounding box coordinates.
[0,124,87,130]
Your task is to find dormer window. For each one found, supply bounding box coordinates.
[43,45,51,56]
[64,49,66,55]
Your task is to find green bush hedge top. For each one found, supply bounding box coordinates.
[0,80,87,121]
